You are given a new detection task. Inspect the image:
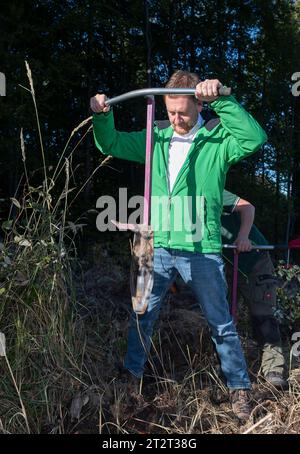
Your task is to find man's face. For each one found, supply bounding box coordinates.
[165,96,203,135]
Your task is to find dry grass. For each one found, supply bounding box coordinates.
[0,62,111,434]
[64,248,300,435]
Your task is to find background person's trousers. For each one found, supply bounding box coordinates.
[125,247,251,389]
[226,251,285,376]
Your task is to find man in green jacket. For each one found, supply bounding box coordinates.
[222,190,286,387]
[90,70,267,422]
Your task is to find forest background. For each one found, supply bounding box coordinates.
[0,0,300,435]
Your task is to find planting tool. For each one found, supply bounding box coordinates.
[223,244,289,322]
[105,86,231,314]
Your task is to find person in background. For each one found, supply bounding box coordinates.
[222,189,286,388]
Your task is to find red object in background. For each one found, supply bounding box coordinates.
[288,237,300,249]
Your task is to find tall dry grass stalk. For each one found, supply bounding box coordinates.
[0,61,111,433]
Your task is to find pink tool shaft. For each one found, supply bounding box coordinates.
[143,96,155,225]
[231,252,239,323]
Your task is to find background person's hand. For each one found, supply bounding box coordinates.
[234,235,252,253]
[90,93,110,113]
[195,79,222,103]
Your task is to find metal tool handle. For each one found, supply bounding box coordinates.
[223,244,288,250]
[105,86,231,107]
[143,96,154,225]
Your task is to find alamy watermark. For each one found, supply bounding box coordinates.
[291,332,300,358]
[95,188,205,242]
[0,72,6,96]
[291,72,300,97]
[0,332,6,357]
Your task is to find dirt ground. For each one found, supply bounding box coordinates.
[67,245,300,434]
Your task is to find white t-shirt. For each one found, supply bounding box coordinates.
[167,114,204,192]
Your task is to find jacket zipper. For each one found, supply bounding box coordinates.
[164,171,171,247]
[167,194,171,247]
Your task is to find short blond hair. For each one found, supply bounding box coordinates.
[164,70,199,102]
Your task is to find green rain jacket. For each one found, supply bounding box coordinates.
[93,95,267,253]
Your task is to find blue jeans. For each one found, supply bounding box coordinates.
[124,247,251,389]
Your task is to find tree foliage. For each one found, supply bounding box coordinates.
[0,0,300,245]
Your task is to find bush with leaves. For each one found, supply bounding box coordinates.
[275,261,300,333]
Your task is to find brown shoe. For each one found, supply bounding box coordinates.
[230,389,251,423]
[264,371,287,389]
